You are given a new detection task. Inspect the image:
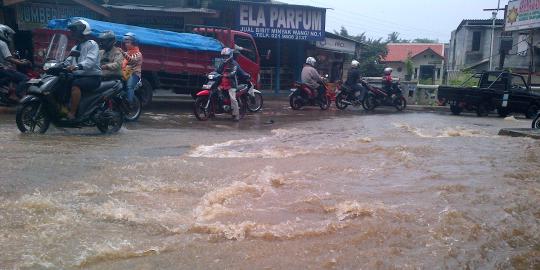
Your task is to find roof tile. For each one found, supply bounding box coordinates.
[383,43,445,62]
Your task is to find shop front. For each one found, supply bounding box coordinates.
[310,33,360,83]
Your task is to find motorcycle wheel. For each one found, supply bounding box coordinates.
[124,95,142,122]
[16,100,50,134]
[319,95,330,110]
[395,96,407,111]
[289,93,303,110]
[138,79,153,107]
[335,93,349,110]
[97,104,124,134]
[532,113,540,129]
[362,94,377,111]
[194,96,210,121]
[247,92,263,112]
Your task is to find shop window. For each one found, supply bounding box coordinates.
[234,36,257,63]
[472,31,481,51]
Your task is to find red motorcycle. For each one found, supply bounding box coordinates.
[289,77,331,110]
[193,71,248,121]
[0,52,39,106]
[361,79,407,112]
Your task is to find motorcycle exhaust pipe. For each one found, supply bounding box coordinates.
[341,100,353,105]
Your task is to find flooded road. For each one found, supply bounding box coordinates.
[0,103,538,269]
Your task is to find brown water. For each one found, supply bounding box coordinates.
[0,112,538,269]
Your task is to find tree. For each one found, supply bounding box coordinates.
[387,32,400,43]
[404,53,414,81]
[412,38,438,43]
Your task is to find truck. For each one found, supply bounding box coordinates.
[31,18,262,106]
[438,71,540,118]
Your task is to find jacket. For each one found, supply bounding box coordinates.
[99,47,123,79]
[301,64,321,90]
[345,67,361,86]
[122,47,142,80]
[216,59,249,89]
[65,40,101,77]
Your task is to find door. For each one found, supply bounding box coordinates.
[233,34,260,87]
[508,75,530,112]
[419,65,435,84]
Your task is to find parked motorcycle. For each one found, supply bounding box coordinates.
[362,80,407,112]
[335,81,365,110]
[16,34,126,134]
[193,71,248,121]
[532,113,540,129]
[289,77,331,110]
[0,51,39,106]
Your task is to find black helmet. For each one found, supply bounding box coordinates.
[0,24,15,43]
[67,19,91,37]
[98,30,116,50]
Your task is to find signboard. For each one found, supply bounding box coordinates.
[237,3,326,41]
[316,37,356,54]
[505,0,540,31]
[16,3,99,30]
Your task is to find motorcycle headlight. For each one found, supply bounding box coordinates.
[43,62,58,71]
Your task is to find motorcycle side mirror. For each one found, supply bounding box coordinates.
[69,50,81,57]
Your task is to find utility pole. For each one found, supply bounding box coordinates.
[484,0,502,70]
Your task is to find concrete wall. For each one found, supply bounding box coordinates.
[448,24,502,70]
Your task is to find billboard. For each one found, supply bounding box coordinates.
[505,0,540,31]
[237,3,326,41]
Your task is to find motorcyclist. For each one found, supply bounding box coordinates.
[0,24,30,100]
[345,60,365,101]
[382,67,393,93]
[98,30,123,80]
[301,57,324,99]
[216,47,250,121]
[120,32,142,104]
[64,19,102,120]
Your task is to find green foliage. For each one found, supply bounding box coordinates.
[412,38,438,43]
[404,55,414,77]
[448,70,479,87]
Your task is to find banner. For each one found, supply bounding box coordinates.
[16,3,99,30]
[316,37,356,54]
[237,3,326,41]
[505,0,540,31]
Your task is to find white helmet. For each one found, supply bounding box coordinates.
[384,67,393,75]
[306,57,316,66]
[351,60,360,68]
[0,24,15,43]
[221,47,234,62]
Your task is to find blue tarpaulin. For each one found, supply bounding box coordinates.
[47,17,223,52]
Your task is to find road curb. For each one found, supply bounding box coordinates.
[498,128,540,139]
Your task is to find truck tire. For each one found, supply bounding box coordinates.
[525,104,539,119]
[138,79,153,107]
[476,103,489,117]
[450,104,462,115]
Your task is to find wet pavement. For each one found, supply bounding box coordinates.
[0,99,539,269]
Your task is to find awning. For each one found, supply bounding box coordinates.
[315,32,360,55]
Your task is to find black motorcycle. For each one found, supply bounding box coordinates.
[335,82,364,110]
[532,113,540,129]
[362,80,407,112]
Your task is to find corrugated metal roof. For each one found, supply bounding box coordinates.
[103,4,218,14]
[456,19,504,31]
[223,0,329,10]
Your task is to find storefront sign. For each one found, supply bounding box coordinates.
[505,0,540,31]
[237,3,325,41]
[16,3,99,30]
[316,37,356,54]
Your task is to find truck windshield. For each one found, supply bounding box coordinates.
[45,34,68,62]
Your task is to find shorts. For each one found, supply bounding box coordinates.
[72,76,101,92]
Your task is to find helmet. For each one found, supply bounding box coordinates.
[384,67,393,75]
[351,60,360,68]
[0,24,15,43]
[306,57,316,66]
[221,47,234,62]
[123,32,138,44]
[67,19,92,36]
[98,30,116,50]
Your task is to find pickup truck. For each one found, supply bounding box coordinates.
[32,18,262,106]
[438,71,540,118]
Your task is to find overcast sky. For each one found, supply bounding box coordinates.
[280,0,506,43]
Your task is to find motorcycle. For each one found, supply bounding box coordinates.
[289,76,331,110]
[362,80,407,112]
[16,34,126,134]
[335,80,365,110]
[122,79,143,122]
[0,52,39,106]
[193,71,248,121]
[532,113,540,129]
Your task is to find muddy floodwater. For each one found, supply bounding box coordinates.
[0,111,538,269]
